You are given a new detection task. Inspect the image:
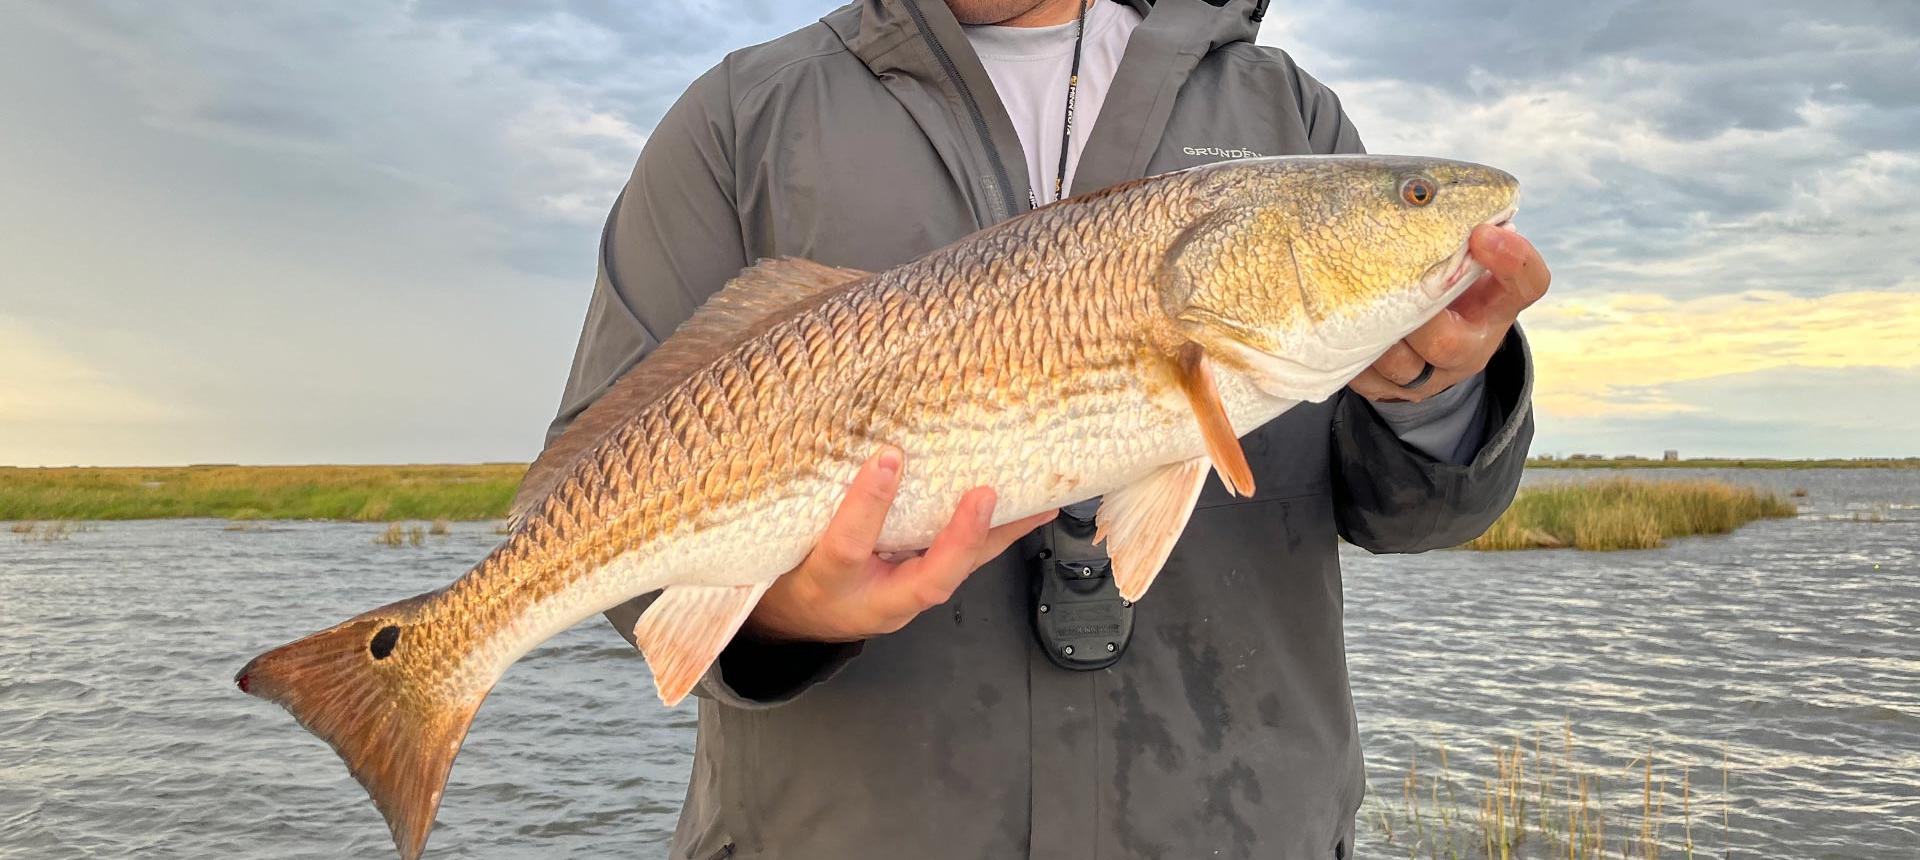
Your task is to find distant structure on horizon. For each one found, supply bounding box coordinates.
[1664,450,1680,461]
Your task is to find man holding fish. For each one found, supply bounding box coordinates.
[238,0,1551,857]
[543,0,1548,856]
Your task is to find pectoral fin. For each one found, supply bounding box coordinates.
[1175,342,1256,497]
[632,582,772,707]
[1095,457,1211,602]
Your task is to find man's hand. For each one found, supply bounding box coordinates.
[744,447,1058,643]
[1350,224,1551,402]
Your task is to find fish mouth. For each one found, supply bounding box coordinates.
[1422,204,1519,300]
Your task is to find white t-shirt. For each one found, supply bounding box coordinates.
[961,1,1144,206]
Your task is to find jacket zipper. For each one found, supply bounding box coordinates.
[898,0,1023,223]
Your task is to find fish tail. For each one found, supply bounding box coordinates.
[236,591,487,860]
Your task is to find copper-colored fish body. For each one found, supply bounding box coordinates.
[237,155,1517,859]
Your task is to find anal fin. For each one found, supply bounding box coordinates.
[1095,457,1211,602]
[1175,343,1255,497]
[632,582,772,707]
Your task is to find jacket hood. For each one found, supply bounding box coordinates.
[821,0,1276,217]
[828,0,1269,81]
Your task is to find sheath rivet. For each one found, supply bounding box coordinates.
[1105,642,1117,653]
[1121,600,1132,608]
[1038,603,1050,614]
[1061,645,1075,657]
[1078,566,1093,578]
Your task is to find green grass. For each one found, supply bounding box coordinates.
[0,461,1846,530]
[1466,478,1799,551]
[0,464,527,521]
[1529,456,1918,470]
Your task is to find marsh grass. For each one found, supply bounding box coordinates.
[374,523,403,546]
[8,520,100,541]
[9,521,82,541]
[0,464,525,521]
[373,522,427,547]
[1466,479,1797,551]
[1366,724,1733,860]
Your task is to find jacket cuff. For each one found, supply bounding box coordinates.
[1464,324,1533,474]
[702,635,864,709]
[1369,372,1489,465]
[1360,326,1531,473]
[1330,325,1534,553]
[603,594,861,710]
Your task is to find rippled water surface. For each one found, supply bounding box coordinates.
[2,468,1915,858]
[1346,468,1919,858]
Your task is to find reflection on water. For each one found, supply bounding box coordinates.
[1,469,1914,858]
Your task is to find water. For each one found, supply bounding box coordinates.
[1346,468,1920,858]
[1,469,1914,858]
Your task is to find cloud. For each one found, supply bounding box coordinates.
[0,2,785,466]
[1527,289,1920,418]
[1261,0,1920,301]
[1285,66,1920,302]
[17,1,665,245]
[504,98,652,223]
[1262,0,1920,455]
[1,2,1915,463]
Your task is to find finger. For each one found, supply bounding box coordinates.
[1348,367,1418,402]
[1404,306,1489,371]
[1350,365,1467,404]
[1370,340,1428,387]
[813,447,903,575]
[876,487,996,617]
[1458,225,1550,325]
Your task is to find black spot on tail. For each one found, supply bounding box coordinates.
[369,625,401,660]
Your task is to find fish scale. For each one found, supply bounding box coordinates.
[235,154,1518,859]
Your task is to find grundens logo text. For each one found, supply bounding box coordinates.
[1183,145,1264,159]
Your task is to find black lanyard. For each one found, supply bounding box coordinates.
[1028,0,1092,209]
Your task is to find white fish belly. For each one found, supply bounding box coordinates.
[875,367,1297,551]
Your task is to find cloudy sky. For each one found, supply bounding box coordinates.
[2,0,1916,466]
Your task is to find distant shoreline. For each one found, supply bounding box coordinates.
[0,458,1911,523]
[0,464,525,522]
[1526,457,1919,469]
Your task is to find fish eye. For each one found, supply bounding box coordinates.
[1400,176,1437,207]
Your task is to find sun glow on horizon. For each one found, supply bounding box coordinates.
[1528,289,1920,418]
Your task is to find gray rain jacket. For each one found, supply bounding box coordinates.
[532,1,1534,857]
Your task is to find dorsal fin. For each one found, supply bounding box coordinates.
[508,258,871,528]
